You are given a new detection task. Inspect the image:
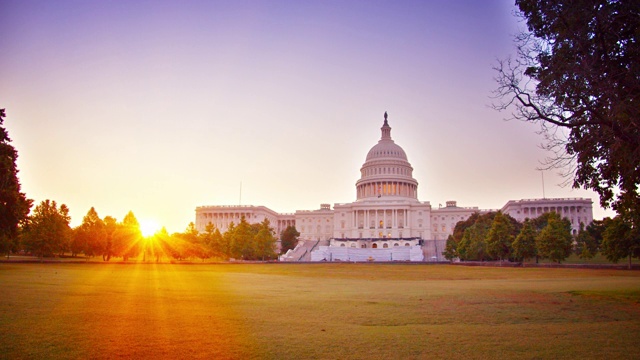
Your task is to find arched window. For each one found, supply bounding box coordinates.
[404,243,410,247]
[372,243,378,248]
[340,244,346,247]
[393,243,399,247]
[383,243,388,248]
[361,244,366,248]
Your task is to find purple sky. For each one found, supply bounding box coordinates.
[0,1,614,232]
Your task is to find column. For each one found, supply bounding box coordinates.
[383,210,387,229]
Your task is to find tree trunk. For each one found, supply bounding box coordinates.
[629,255,632,270]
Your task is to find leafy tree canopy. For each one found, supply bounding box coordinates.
[601,215,640,268]
[495,0,640,227]
[280,225,300,254]
[0,109,32,256]
[21,200,71,258]
[513,219,538,262]
[486,212,515,260]
[535,212,573,263]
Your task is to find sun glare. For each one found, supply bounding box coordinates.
[140,219,161,237]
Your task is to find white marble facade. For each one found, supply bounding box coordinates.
[195,113,594,259]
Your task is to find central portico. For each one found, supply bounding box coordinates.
[311,113,430,261]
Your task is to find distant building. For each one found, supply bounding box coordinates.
[501,198,593,234]
[195,113,593,261]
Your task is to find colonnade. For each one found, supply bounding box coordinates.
[353,209,409,230]
[522,206,584,218]
[356,181,417,199]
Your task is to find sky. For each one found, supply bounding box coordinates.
[0,0,616,233]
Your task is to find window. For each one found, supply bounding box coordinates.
[383,243,388,248]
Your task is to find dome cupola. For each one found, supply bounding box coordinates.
[355,112,418,200]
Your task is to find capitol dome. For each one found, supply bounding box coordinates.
[356,113,418,200]
[365,135,408,161]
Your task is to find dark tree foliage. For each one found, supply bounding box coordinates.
[71,207,106,258]
[201,222,224,259]
[452,212,483,244]
[0,109,32,256]
[512,219,538,262]
[495,0,640,228]
[254,219,277,260]
[601,215,640,268]
[456,212,497,261]
[486,212,515,261]
[223,217,276,260]
[21,200,71,258]
[102,216,117,261]
[535,212,573,263]
[529,212,555,232]
[574,222,599,259]
[443,234,458,261]
[280,225,300,254]
[586,217,612,245]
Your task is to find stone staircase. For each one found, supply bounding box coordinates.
[280,239,328,262]
[422,239,447,261]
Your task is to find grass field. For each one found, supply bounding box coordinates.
[0,264,639,359]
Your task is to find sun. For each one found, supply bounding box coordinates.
[140,219,161,237]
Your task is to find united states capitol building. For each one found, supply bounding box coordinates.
[195,113,593,261]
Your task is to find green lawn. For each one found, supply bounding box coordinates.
[0,264,638,359]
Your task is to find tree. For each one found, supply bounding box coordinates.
[601,216,640,269]
[280,225,300,254]
[458,224,488,261]
[201,223,224,259]
[0,109,33,257]
[254,219,276,261]
[71,207,106,258]
[535,212,573,263]
[222,222,236,259]
[574,222,598,259]
[513,219,538,263]
[21,200,71,258]
[443,235,458,261]
[170,222,210,261]
[494,1,640,230]
[148,227,174,262]
[486,212,515,261]
[586,218,611,246]
[111,211,142,261]
[456,212,496,261]
[102,216,117,261]
[231,216,254,260]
